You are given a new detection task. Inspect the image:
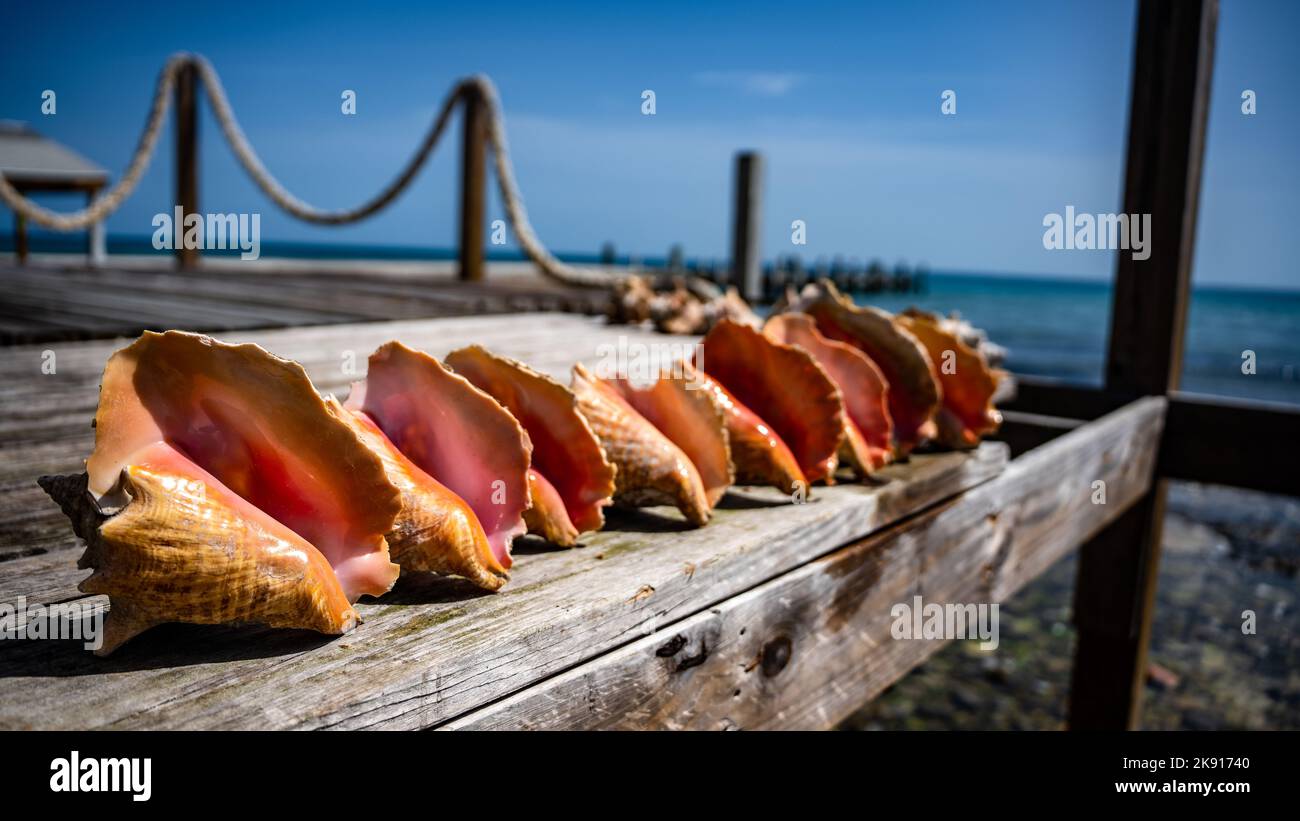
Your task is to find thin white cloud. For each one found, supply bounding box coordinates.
[694,70,807,97]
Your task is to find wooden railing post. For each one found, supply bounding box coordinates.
[458,84,487,282]
[174,60,200,270]
[1068,0,1217,730]
[730,151,763,303]
[14,211,27,265]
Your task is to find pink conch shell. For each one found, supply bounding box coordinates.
[784,280,941,456]
[43,330,403,653]
[445,345,616,547]
[346,341,532,570]
[332,400,507,591]
[700,319,845,484]
[605,368,733,508]
[571,363,711,527]
[764,312,894,476]
[82,330,401,602]
[896,310,1003,449]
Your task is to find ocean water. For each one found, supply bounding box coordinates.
[5,234,1296,405]
[854,273,1300,407]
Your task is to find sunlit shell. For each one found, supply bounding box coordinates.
[686,364,806,494]
[333,399,507,591]
[40,453,358,656]
[524,468,580,546]
[571,363,711,527]
[700,318,845,484]
[896,310,1003,448]
[786,280,941,456]
[43,330,403,653]
[446,345,616,547]
[605,366,734,507]
[83,330,401,600]
[764,312,894,477]
[346,341,532,570]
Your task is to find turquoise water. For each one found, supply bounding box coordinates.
[856,274,1300,406]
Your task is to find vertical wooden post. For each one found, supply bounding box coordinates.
[86,186,107,267]
[458,84,487,282]
[174,60,200,269]
[730,151,763,303]
[1068,0,1217,730]
[14,211,27,265]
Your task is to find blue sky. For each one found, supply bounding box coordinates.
[1,0,1296,288]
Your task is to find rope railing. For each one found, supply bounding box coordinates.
[0,53,623,288]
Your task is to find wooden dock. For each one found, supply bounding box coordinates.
[0,258,607,345]
[0,313,1163,730]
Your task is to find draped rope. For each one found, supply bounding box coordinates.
[0,53,623,287]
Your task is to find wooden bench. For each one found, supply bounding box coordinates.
[0,314,1163,729]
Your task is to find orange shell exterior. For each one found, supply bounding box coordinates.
[445,345,616,547]
[605,367,734,508]
[700,319,845,484]
[764,312,894,476]
[793,281,941,456]
[896,312,1003,449]
[571,363,711,527]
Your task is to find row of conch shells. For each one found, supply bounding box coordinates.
[772,280,1004,453]
[40,288,1002,654]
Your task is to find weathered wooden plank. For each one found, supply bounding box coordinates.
[0,263,609,344]
[0,447,1005,729]
[1160,392,1300,498]
[0,313,1009,729]
[446,397,1165,730]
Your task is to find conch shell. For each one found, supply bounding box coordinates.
[333,399,507,591]
[571,363,711,526]
[782,280,940,456]
[686,364,805,494]
[604,367,733,508]
[896,309,1002,448]
[346,342,532,577]
[764,313,893,477]
[41,330,403,654]
[700,319,845,484]
[445,345,616,547]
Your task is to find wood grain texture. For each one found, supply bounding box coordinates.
[447,397,1165,730]
[0,313,1008,729]
[0,263,606,345]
